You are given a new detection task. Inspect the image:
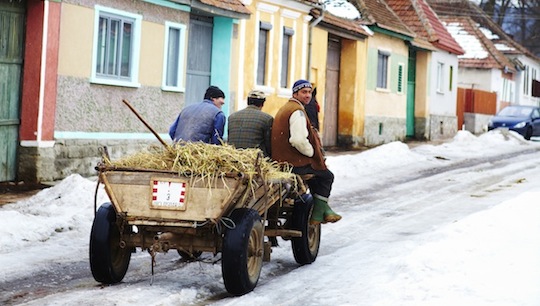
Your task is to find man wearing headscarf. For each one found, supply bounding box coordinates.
[169,86,226,145]
[271,79,341,224]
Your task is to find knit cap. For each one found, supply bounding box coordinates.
[204,86,225,99]
[292,79,312,94]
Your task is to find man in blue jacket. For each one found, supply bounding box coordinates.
[169,86,226,145]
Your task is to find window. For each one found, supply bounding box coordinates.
[377,50,389,89]
[449,65,454,91]
[162,22,186,91]
[280,27,294,88]
[523,65,530,95]
[257,22,272,86]
[436,62,444,92]
[502,78,515,103]
[397,64,404,93]
[92,6,141,87]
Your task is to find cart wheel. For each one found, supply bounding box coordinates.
[177,249,202,260]
[222,208,264,296]
[291,194,321,265]
[89,202,132,284]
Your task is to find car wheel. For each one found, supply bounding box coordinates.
[525,126,533,140]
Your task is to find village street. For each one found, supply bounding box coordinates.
[1,131,540,305]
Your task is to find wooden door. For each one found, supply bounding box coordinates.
[0,2,25,181]
[323,36,340,147]
[185,15,213,106]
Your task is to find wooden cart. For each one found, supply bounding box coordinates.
[90,163,321,296]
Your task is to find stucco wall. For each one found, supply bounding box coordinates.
[414,50,429,118]
[364,116,406,146]
[509,55,540,107]
[236,1,312,117]
[463,112,491,134]
[337,38,367,147]
[428,114,458,140]
[458,68,493,91]
[18,139,162,182]
[365,34,408,118]
[19,0,191,183]
[55,1,189,134]
[430,51,459,116]
[55,75,181,133]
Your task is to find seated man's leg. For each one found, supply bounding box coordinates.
[293,166,341,224]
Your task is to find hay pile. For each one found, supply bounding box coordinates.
[103,142,296,184]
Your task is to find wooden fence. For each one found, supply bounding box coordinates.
[456,88,497,129]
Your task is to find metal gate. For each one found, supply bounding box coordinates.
[0,2,25,182]
[323,35,340,147]
[185,15,213,106]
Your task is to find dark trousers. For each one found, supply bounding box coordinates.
[292,165,334,198]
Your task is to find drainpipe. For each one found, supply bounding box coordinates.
[307,3,325,81]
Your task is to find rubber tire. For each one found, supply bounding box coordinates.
[222,208,264,296]
[291,194,321,265]
[525,126,533,140]
[177,249,202,260]
[89,202,132,284]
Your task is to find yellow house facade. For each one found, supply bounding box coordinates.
[233,0,315,116]
[364,33,410,146]
[233,2,370,148]
[309,12,369,148]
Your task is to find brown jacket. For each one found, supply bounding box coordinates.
[271,99,326,170]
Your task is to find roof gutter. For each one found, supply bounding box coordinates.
[307,5,325,81]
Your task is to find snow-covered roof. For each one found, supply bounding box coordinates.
[324,0,361,19]
[444,22,487,59]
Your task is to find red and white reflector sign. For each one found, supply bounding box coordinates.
[150,180,187,210]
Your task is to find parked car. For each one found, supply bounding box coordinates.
[488,105,540,140]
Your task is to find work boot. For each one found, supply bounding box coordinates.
[310,196,326,225]
[311,195,342,224]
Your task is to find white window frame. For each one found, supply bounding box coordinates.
[436,62,444,93]
[523,65,530,95]
[280,26,294,89]
[256,21,273,87]
[376,50,390,90]
[162,21,187,92]
[91,5,141,88]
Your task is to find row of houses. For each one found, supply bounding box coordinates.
[0,0,539,183]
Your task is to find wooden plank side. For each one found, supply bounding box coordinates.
[103,171,246,222]
[110,183,232,221]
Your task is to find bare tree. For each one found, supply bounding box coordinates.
[479,0,540,56]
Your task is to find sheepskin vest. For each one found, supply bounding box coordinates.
[271,99,326,170]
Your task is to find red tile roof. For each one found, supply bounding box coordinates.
[440,16,515,71]
[311,9,370,38]
[196,0,251,15]
[427,0,539,61]
[352,0,415,37]
[386,0,464,54]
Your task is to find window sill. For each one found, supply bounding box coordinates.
[253,85,275,95]
[90,77,141,88]
[161,86,185,93]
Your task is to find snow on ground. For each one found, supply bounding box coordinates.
[1,130,540,305]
